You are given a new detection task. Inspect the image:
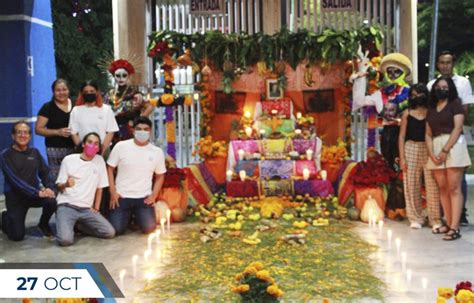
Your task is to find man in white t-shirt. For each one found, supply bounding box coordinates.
[427,50,474,226]
[55,132,115,246]
[107,117,166,234]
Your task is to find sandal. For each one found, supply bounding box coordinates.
[432,225,449,234]
[443,229,462,241]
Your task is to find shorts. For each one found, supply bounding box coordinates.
[426,134,471,169]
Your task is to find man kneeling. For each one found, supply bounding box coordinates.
[56,132,115,246]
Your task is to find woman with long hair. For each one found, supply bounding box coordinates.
[425,76,471,240]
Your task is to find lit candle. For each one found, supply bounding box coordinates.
[132,255,139,278]
[259,129,266,138]
[179,68,187,85]
[296,112,302,119]
[156,249,161,261]
[368,209,373,227]
[387,229,393,250]
[119,269,126,290]
[303,168,310,180]
[160,218,166,234]
[401,251,407,272]
[320,170,327,181]
[244,111,251,119]
[146,92,151,101]
[271,109,278,115]
[186,66,193,84]
[193,93,199,101]
[145,270,155,286]
[226,170,233,182]
[406,269,412,283]
[144,249,152,263]
[239,170,246,182]
[395,237,401,256]
[245,127,253,138]
[148,233,155,251]
[238,149,245,161]
[421,277,428,291]
[295,129,302,135]
[166,209,171,231]
[306,149,314,160]
[172,68,180,85]
[155,230,161,245]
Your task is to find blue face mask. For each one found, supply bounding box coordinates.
[134,130,150,143]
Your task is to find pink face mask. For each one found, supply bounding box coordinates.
[84,143,99,158]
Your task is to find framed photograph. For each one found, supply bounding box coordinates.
[303,89,335,113]
[214,91,245,114]
[266,79,283,100]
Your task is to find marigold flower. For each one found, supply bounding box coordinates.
[243,266,257,275]
[237,284,250,293]
[234,273,243,281]
[256,270,272,282]
[248,262,264,271]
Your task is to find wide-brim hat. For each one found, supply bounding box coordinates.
[380,53,412,77]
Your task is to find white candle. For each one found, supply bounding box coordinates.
[296,112,302,119]
[401,251,407,272]
[144,249,152,263]
[119,269,126,290]
[166,209,171,231]
[295,129,302,135]
[148,233,155,251]
[172,68,180,84]
[160,218,166,234]
[271,109,278,115]
[306,149,314,160]
[259,129,266,138]
[193,93,199,101]
[303,168,310,180]
[238,149,245,161]
[186,66,193,84]
[244,111,251,119]
[155,230,161,245]
[226,170,233,182]
[406,269,412,283]
[239,170,246,182]
[368,209,373,227]
[156,249,161,261]
[395,237,401,256]
[179,68,187,85]
[421,277,428,290]
[320,170,327,181]
[387,229,393,249]
[132,255,139,278]
[245,127,253,138]
[145,271,155,285]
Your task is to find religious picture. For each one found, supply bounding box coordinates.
[215,91,245,114]
[266,79,283,100]
[303,89,335,113]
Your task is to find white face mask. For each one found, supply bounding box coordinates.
[135,130,150,143]
[114,68,129,87]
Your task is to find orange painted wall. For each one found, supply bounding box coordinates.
[208,62,347,145]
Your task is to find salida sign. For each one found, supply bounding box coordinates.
[190,0,225,15]
[321,0,355,12]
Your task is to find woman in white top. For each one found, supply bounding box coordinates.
[69,80,119,156]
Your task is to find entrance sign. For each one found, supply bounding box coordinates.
[190,0,225,15]
[321,0,356,12]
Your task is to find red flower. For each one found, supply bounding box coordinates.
[455,281,472,295]
[108,59,135,75]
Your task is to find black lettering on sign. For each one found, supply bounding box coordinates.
[322,0,353,9]
[191,0,221,12]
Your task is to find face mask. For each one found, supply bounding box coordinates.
[434,88,449,100]
[84,143,99,158]
[135,130,150,143]
[410,95,426,107]
[83,93,96,103]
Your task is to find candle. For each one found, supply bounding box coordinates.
[238,149,245,161]
[186,66,193,84]
[155,230,161,245]
[146,92,151,101]
[119,269,126,290]
[271,109,278,115]
[306,149,314,160]
[154,67,162,85]
[226,170,233,182]
[406,269,412,283]
[144,249,152,263]
[156,249,161,261]
[401,251,407,272]
[296,112,302,119]
[244,111,251,119]
[145,271,155,286]
[320,170,327,181]
[295,129,302,135]
[193,93,199,101]
[166,209,171,231]
[421,277,428,290]
[148,233,155,251]
[160,218,166,234]
[303,168,310,180]
[259,129,266,138]
[387,229,393,250]
[179,68,187,85]
[172,69,180,85]
[245,127,253,138]
[239,170,246,182]
[132,255,138,278]
[395,237,401,256]
[368,209,373,227]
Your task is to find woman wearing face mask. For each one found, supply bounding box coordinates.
[69,80,119,156]
[398,83,441,230]
[55,132,115,246]
[425,76,471,241]
[35,79,75,180]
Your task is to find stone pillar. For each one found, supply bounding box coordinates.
[399,0,418,83]
[112,0,151,86]
[262,0,281,34]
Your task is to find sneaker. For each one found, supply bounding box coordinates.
[460,213,469,226]
[38,224,53,237]
[410,222,422,229]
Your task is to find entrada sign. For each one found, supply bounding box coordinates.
[190,0,225,15]
[321,0,356,12]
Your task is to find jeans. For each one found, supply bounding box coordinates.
[56,204,115,246]
[108,197,156,235]
[2,192,57,241]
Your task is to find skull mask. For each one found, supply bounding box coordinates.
[114,68,129,87]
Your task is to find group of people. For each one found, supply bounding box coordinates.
[0,59,166,246]
[354,50,472,241]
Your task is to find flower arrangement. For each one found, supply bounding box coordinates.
[233,262,283,302]
[351,150,395,188]
[163,168,186,189]
[321,139,348,165]
[296,115,314,126]
[437,281,474,303]
[193,136,227,160]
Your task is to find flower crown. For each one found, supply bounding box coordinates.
[108,59,135,75]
